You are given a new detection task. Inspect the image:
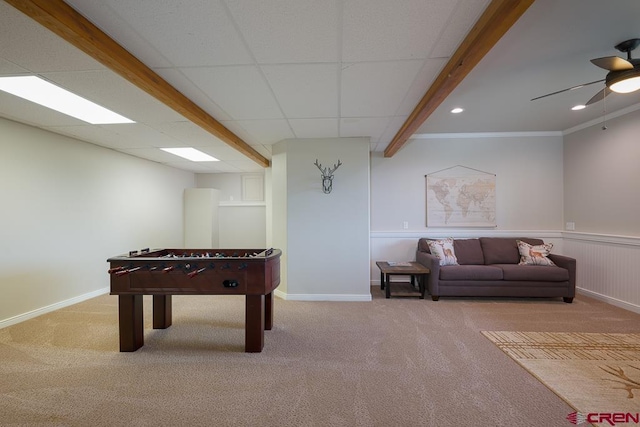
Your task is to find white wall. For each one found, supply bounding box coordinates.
[217,205,266,249]
[562,108,640,314]
[369,133,566,281]
[184,188,220,248]
[271,148,288,294]
[273,138,371,300]
[0,118,194,326]
[195,173,266,249]
[564,108,640,236]
[371,134,565,231]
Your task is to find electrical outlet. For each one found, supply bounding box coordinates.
[565,221,575,231]
[403,221,408,229]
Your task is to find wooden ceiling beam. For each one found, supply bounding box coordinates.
[384,0,535,158]
[4,0,270,168]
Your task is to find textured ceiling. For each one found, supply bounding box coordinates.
[1,0,640,173]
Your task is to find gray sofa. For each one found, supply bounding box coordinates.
[416,237,576,302]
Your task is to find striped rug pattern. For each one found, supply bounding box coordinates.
[481,331,640,361]
[482,331,640,414]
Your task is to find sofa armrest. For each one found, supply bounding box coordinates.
[416,251,440,299]
[548,254,576,297]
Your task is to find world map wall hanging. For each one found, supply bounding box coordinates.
[425,165,496,227]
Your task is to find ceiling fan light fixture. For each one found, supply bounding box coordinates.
[607,70,640,93]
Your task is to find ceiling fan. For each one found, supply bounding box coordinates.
[531,38,640,105]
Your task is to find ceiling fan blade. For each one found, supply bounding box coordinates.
[590,56,633,71]
[585,87,612,105]
[530,79,605,101]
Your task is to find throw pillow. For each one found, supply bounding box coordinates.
[517,240,556,266]
[427,238,459,266]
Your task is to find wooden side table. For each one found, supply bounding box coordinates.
[375,261,430,299]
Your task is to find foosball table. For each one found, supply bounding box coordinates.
[107,248,281,353]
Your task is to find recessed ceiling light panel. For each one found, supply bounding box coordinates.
[161,147,219,162]
[0,76,134,124]
[451,107,464,114]
[571,104,586,111]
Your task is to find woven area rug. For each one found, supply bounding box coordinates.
[482,331,640,417]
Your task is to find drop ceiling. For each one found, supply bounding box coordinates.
[1,0,640,173]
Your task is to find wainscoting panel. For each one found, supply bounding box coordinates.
[562,233,640,314]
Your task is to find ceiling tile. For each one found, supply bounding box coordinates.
[250,144,272,158]
[166,160,233,172]
[262,64,339,118]
[198,145,253,161]
[181,65,283,120]
[64,0,173,68]
[224,159,266,172]
[154,121,228,147]
[340,117,390,140]
[185,160,241,173]
[376,115,409,149]
[117,147,182,163]
[394,58,448,116]
[233,119,294,145]
[41,70,186,125]
[429,0,490,59]
[219,120,260,145]
[154,68,233,121]
[101,123,183,149]
[0,92,87,127]
[342,0,458,62]
[341,61,424,117]
[43,124,123,148]
[0,2,105,73]
[289,118,339,138]
[71,0,252,67]
[225,0,339,63]
[0,58,28,75]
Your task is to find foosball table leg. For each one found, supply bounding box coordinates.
[245,294,265,353]
[118,295,143,352]
[265,291,274,331]
[153,295,172,329]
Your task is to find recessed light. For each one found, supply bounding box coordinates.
[0,75,134,124]
[451,107,464,114]
[161,147,219,162]
[571,104,586,111]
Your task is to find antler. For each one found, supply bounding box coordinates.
[327,160,342,175]
[314,159,341,175]
[314,159,326,175]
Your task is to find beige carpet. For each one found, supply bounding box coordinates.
[3,291,640,426]
[482,331,640,415]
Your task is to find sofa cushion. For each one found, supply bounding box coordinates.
[499,264,569,282]
[479,237,544,265]
[517,240,556,266]
[427,238,459,266]
[418,238,431,252]
[453,239,484,265]
[439,265,504,281]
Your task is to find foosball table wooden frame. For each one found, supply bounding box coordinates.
[107,248,281,353]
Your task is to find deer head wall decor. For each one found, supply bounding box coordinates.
[314,159,342,194]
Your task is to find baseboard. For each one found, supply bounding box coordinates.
[274,289,371,302]
[577,287,640,315]
[0,287,110,329]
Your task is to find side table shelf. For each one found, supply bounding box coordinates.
[375,261,430,299]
